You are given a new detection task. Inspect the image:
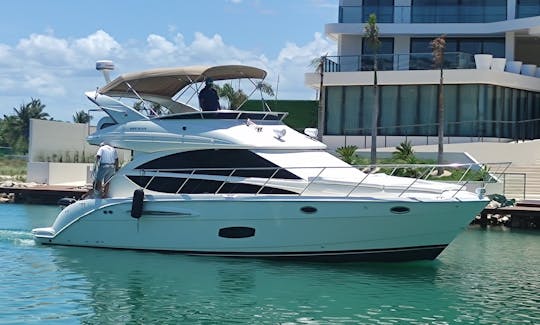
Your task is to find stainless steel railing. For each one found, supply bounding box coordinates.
[131,162,511,198]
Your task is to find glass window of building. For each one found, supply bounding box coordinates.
[412,0,506,23]
[517,0,540,18]
[363,0,394,23]
[339,5,363,23]
[362,38,394,71]
[410,37,504,70]
[325,84,540,140]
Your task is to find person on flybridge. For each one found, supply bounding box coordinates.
[93,142,118,198]
[198,78,220,111]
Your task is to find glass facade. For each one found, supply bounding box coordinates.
[339,5,363,23]
[339,0,394,23]
[411,0,507,23]
[325,84,540,140]
[517,0,540,18]
[409,37,505,69]
[362,0,394,23]
[361,38,394,71]
[338,0,540,23]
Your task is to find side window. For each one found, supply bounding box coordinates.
[135,149,300,179]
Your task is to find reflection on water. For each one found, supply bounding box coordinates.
[0,204,539,324]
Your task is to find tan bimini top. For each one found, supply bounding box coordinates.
[98,65,267,98]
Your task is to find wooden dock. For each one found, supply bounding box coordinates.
[479,200,540,229]
[0,185,89,204]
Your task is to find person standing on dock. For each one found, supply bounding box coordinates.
[94,142,118,198]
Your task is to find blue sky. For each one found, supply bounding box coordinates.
[0,0,337,121]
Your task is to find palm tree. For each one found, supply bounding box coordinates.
[217,83,236,108]
[392,141,416,163]
[364,13,381,167]
[309,54,327,141]
[73,110,92,123]
[0,115,21,150]
[1,98,51,153]
[14,98,50,139]
[336,145,359,165]
[217,83,274,109]
[431,35,446,175]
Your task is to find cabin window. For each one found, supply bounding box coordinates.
[127,176,296,194]
[135,149,300,179]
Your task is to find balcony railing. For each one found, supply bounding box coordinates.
[323,52,475,73]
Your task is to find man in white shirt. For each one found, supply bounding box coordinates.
[94,142,118,198]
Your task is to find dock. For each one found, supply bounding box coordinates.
[0,185,89,204]
[479,200,540,229]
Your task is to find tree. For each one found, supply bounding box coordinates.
[310,54,327,141]
[217,82,274,109]
[14,98,50,139]
[336,145,359,165]
[73,110,92,123]
[133,101,166,116]
[364,13,381,167]
[256,82,275,98]
[392,141,417,163]
[431,35,447,175]
[0,99,51,153]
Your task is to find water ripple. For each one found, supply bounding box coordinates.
[0,204,539,324]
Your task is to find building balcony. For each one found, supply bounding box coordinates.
[323,52,475,73]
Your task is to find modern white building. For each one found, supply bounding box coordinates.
[306,0,540,150]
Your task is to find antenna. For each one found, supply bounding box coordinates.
[96,60,115,83]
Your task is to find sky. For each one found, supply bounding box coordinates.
[0,0,338,122]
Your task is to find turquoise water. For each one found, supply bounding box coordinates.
[0,204,539,324]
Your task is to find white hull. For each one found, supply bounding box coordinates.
[33,195,486,262]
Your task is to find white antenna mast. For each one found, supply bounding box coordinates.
[96,60,115,83]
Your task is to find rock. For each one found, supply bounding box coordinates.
[0,181,14,187]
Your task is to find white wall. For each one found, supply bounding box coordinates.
[29,119,96,163]
[306,69,540,92]
[28,119,131,185]
[27,162,94,186]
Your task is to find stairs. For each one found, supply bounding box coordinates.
[498,164,540,200]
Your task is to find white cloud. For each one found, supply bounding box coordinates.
[23,73,66,96]
[0,29,336,119]
[74,30,122,59]
[145,34,177,65]
[17,33,76,65]
[0,44,11,61]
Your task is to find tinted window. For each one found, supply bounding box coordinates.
[136,149,300,179]
[127,176,296,194]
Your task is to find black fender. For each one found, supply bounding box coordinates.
[131,189,144,219]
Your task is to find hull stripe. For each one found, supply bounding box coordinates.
[38,243,448,262]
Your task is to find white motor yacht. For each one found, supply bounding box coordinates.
[33,64,488,262]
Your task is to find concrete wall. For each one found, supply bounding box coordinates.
[27,162,94,186]
[29,119,96,163]
[28,119,131,185]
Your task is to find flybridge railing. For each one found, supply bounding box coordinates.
[157,110,288,121]
[132,162,511,198]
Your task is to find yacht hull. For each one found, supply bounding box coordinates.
[33,196,486,262]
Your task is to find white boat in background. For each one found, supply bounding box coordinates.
[33,64,489,262]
